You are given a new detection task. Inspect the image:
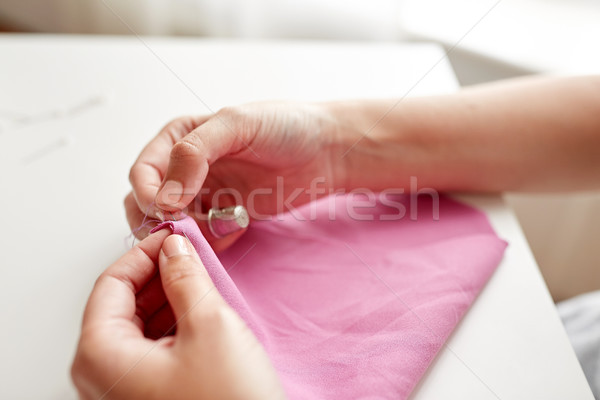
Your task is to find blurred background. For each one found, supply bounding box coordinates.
[1,0,599,301]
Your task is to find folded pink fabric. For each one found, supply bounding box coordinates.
[152,194,507,399]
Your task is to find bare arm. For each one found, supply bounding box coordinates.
[336,75,600,192]
[127,75,599,244]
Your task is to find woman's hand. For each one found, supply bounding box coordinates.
[127,76,600,251]
[126,102,354,251]
[71,232,284,400]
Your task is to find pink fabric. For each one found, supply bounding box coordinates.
[152,194,507,399]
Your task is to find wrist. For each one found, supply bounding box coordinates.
[324,99,427,192]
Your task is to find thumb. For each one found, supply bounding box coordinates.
[155,114,253,213]
[158,234,225,336]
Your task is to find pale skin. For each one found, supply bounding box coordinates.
[71,232,285,400]
[73,75,600,399]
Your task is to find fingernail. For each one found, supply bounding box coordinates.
[157,180,183,207]
[163,235,191,257]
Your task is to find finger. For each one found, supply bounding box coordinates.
[144,303,176,340]
[83,229,170,329]
[157,234,225,336]
[129,116,209,218]
[155,114,256,212]
[135,273,167,324]
[124,192,159,240]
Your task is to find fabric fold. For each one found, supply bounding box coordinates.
[152,194,507,399]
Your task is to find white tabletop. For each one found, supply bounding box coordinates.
[0,35,592,399]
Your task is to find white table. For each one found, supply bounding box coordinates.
[0,35,592,399]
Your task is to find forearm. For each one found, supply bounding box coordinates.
[331,75,600,193]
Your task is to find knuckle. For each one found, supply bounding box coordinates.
[201,305,236,328]
[71,349,88,383]
[94,268,136,293]
[123,192,134,208]
[162,116,190,134]
[215,105,259,149]
[128,164,149,191]
[71,332,100,388]
[165,117,185,131]
[184,303,235,334]
[216,106,253,130]
[161,116,199,143]
[70,352,82,384]
[92,273,109,291]
[216,105,242,120]
[128,164,138,184]
[170,139,202,163]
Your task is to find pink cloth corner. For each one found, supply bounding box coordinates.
[152,194,507,399]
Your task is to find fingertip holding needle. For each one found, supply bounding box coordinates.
[208,205,249,238]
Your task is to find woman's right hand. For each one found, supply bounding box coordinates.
[72,232,285,400]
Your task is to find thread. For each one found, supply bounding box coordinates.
[125,201,160,248]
